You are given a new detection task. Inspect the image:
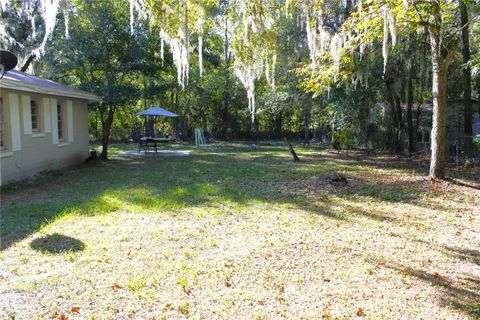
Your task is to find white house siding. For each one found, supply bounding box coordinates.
[0,89,90,185]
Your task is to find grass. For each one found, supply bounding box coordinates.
[1,141,479,320]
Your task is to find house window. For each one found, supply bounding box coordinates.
[0,97,8,151]
[57,104,64,142]
[31,100,41,132]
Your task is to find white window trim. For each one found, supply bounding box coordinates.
[43,97,51,133]
[66,100,74,143]
[0,96,9,152]
[57,102,64,143]
[32,132,46,138]
[0,151,13,158]
[50,99,59,145]
[8,94,21,151]
[30,99,42,132]
[22,95,32,135]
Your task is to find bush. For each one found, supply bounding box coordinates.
[332,129,354,150]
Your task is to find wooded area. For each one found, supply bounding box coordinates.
[1,0,480,176]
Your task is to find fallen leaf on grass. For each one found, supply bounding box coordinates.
[50,313,69,320]
[421,259,432,267]
[224,259,234,268]
[356,307,366,317]
[321,311,332,319]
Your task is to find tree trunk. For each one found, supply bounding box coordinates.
[275,111,282,138]
[284,138,300,161]
[143,76,148,110]
[100,106,115,160]
[95,109,99,141]
[414,103,422,144]
[20,54,36,72]
[222,17,230,139]
[460,0,473,156]
[406,62,415,153]
[384,75,399,151]
[304,99,311,146]
[394,94,404,152]
[429,29,451,179]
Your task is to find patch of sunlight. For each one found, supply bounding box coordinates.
[197,183,216,196]
[172,187,188,196]
[76,184,225,214]
[191,159,218,165]
[86,192,123,215]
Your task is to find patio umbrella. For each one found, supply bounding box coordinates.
[136,107,179,117]
[136,106,179,137]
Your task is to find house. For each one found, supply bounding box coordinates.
[0,70,100,185]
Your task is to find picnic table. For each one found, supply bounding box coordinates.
[138,137,172,153]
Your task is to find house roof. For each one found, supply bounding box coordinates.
[1,69,101,102]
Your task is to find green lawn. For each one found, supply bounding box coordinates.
[1,142,479,320]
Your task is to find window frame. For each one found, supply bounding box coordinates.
[0,96,10,152]
[57,103,64,142]
[30,99,42,132]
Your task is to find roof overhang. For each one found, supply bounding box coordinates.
[1,71,101,103]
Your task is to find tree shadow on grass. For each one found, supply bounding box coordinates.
[30,233,85,254]
[384,261,480,319]
[1,145,476,252]
[317,151,480,189]
[441,246,480,266]
[414,239,480,267]
[445,178,480,191]
[0,151,345,251]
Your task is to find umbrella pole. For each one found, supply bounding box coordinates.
[144,117,147,137]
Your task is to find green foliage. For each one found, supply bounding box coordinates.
[258,89,289,116]
[332,129,354,149]
[9,0,478,153]
[474,136,480,145]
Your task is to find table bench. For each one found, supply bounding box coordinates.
[138,137,172,153]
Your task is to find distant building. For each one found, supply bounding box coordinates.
[1,70,100,185]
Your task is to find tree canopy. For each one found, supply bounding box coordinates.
[1,0,479,177]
